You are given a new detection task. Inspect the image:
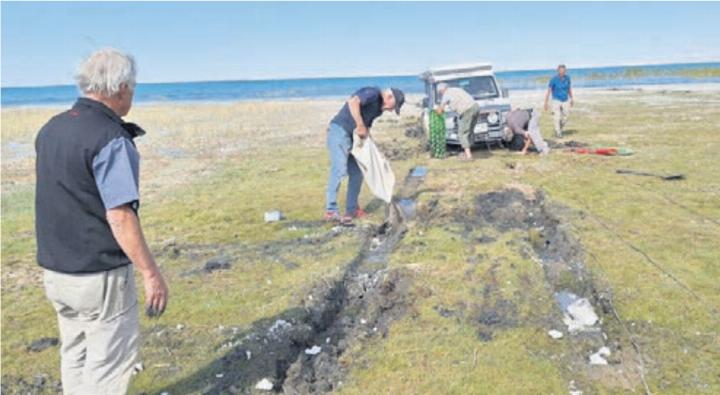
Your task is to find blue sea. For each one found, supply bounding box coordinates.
[2,62,718,108]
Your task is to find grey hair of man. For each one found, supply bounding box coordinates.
[75,48,137,98]
[437,82,448,94]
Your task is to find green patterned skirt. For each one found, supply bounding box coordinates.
[429,111,447,158]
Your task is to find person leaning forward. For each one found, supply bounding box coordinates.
[435,83,480,160]
[324,86,405,224]
[504,107,550,156]
[35,48,168,395]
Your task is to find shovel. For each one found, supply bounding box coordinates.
[616,168,686,181]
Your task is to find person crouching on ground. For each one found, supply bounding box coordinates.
[435,83,480,160]
[35,48,168,394]
[324,87,405,224]
[504,107,550,156]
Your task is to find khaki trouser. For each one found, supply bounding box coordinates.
[44,264,139,395]
[551,99,571,136]
[458,104,480,149]
[527,110,549,154]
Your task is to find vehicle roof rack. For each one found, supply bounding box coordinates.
[420,62,494,82]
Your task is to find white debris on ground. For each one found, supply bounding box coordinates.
[589,346,611,365]
[255,378,274,391]
[264,210,283,222]
[548,329,564,339]
[562,298,599,332]
[132,362,144,375]
[246,350,252,360]
[305,345,322,355]
[215,373,224,378]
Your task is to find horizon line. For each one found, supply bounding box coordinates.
[3,59,719,90]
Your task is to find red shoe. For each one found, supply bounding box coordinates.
[323,211,341,222]
[349,208,369,219]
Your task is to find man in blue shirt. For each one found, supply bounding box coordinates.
[325,87,405,224]
[544,64,574,137]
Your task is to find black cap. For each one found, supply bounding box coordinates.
[390,88,405,115]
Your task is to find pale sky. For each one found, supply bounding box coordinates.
[2,1,719,87]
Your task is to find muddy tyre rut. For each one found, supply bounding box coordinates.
[157,172,644,395]
[174,168,426,395]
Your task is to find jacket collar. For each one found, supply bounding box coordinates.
[73,97,146,138]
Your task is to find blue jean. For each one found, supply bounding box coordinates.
[326,123,363,214]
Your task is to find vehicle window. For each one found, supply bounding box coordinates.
[441,76,499,100]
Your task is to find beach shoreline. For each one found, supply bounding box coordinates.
[2,82,719,112]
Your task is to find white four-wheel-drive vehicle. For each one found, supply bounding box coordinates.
[420,63,511,147]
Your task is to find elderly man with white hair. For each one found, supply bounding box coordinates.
[435,82,480,160]
[35,48,168,394]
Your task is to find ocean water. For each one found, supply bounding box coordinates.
[2,62,718,108]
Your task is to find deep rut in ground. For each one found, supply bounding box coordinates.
[156,168,426,395]
[443,187,648,392]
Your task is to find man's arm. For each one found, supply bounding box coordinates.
[544,88,551,111]
[107,205,168,316]
[436,92,450,114]
[569,87,574,107]
[520,132,532,155]
[347,96,368,138]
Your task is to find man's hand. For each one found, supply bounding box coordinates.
[107,204,169,318]
[142,270,168,317]
[570,99,574,108]
[544,102,549,112]
[348,95,368,139]
[356,124,368,138]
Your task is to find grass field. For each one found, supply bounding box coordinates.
[2,86,719,394]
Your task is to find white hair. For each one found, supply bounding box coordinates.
[437,83,448,92]
[75,48,136,97]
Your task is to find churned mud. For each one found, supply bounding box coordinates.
[463,188,645,391]
[156,168,428,394]
[415,185,647,392]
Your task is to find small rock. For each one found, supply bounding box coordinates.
[548,330,564,339]
[255,378,274,391]
[360,318,367,325]
[288,226,298,231]
[305,345,322,355]
[589,346,611,365]
[215,373,224,378]
[132,362,145,374]
[246,350,252,360]
[27,337,59,352]
[176,324,185,330]
[204,257,232,273]
[325,337,331,344]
